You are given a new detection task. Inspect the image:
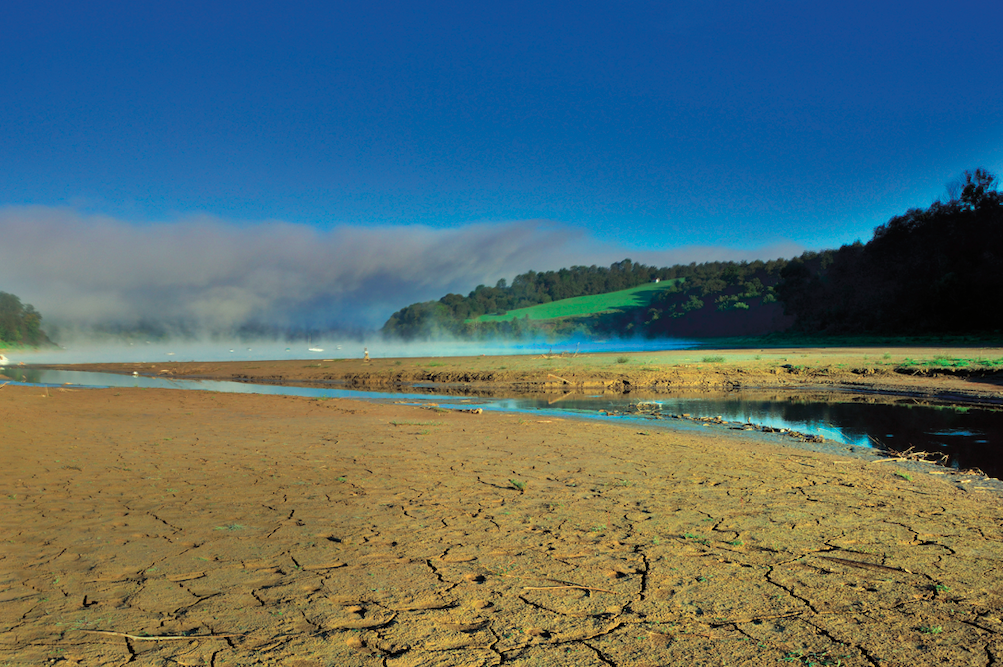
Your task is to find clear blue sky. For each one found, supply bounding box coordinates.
[1,1,1001,333]
[4,0,1000,250]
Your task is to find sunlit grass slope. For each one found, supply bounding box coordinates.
[474,279,682,323]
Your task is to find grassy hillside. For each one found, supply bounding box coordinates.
[474,279,683,323]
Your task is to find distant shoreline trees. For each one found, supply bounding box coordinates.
[381,258,792,340]
[0,292,51,347]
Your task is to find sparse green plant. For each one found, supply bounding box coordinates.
[509,479,526,492]
[701,355,725,363]
[895,471,913,482]
[616,356,629,364]
[919,625,943,634]
[684,532,709,545]
[727,540,744,546]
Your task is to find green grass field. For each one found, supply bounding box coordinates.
[473,279,682,323]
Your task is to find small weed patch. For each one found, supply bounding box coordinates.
[901,356,1003,370]
[701,355,725,363]
[683,532,709,545]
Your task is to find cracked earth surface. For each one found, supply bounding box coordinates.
[2,385,1002,666]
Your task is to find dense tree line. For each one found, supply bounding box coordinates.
[0,292,50,346]
[776,168,1003,335]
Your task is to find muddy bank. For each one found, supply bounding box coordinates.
[38,346,1003,406]
[2,384,1002,666]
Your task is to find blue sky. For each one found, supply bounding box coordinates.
[1,0,1001,332]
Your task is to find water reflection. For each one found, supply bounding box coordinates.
[514,393,998,478]
[3,368,999,479]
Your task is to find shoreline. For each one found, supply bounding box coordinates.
[33,345,1003,405]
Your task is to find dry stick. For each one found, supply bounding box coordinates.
[79,630,242,641]
[719,607,858,628]
[818,556,913,574]
[495,571,613,594]
[547,373,572,384]
[523,585,617,594]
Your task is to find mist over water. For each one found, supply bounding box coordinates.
[11,335,697,365]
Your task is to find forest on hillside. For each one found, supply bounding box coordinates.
[383,169,1003,340]
[0,291,50,347]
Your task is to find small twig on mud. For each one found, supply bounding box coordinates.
[523,585,616,594]
[547,373,572,384]
[715,608,850,627]
[79,630,242,641]
[713,611,804,626]
[818,556,913,574]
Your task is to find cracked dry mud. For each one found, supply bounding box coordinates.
[2,385,1002,666]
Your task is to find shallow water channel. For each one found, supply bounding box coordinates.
[4,367,1001,479]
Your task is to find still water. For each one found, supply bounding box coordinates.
[3,368,999,479]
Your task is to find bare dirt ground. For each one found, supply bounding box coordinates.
[3,348,1003,666]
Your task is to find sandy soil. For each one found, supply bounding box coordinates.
[3,361,1003,666]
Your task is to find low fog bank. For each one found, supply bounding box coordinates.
[0,206,802,339]
[7,334,697,365]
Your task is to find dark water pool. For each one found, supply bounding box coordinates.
[3,368,1000,479]
[503,393,1000,478]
